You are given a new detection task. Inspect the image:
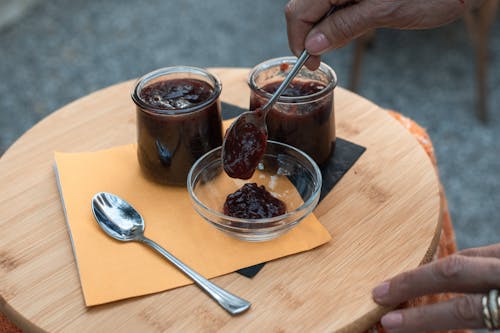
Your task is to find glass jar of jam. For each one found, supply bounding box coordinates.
[132,67,223,186]
[248,57,337,166]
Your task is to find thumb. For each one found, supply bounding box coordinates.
[305,2,376,55]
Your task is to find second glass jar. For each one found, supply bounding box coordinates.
[248,57,337,166]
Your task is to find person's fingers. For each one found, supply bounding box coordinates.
[459,243,500,259]
[285,0,356,55]
[285,0,334,56]
[304,1,378,55]
[372,255,500,306]
[380,294,485,333]
[303,55,321,71]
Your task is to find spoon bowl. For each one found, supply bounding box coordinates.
[91,192,251,315]
[92,192,144,241]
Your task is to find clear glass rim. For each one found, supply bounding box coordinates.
[131,66,222,116]
[187,140,322,225]
[248,56,337,104]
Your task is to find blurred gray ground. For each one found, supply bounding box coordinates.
[0,2,499,250]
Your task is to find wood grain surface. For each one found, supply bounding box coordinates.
[0,68,442,332]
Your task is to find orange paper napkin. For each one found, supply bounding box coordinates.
[54,144,331,306]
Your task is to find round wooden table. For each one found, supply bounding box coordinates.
[0,68,441,332]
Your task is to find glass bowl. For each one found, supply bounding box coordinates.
[187,140,322,242]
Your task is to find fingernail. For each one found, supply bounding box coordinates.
[305,31,330,54]
[381,312,403,330]
[372,281,390,301]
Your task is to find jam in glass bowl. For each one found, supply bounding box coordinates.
[187,140,322,242]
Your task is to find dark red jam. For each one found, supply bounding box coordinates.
[139,78,213,110]
[222,109,267,179]
[279,63,290,72]
[261,80,325,97]
[250,79,334,165]
[135,78,222,186]
[223,183,287,219]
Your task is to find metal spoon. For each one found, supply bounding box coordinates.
[222,6,337,179]
[91,192,251,315]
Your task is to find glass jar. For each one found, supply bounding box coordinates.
[132,66,223,186]
[248,57,337,166]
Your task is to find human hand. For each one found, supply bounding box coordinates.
[285,0,485,70]
[371,243,500,332]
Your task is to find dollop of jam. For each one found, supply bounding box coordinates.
[223,183,287,219]
[139,78,213,110]
[222,109,267,179]
[279,63,290,72]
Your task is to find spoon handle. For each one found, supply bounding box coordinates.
[261,50,310,111]
[140,237,251,315]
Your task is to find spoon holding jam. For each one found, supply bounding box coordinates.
[222,50,312,179]
[222,7,337,180]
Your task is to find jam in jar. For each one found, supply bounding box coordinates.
[248,57,337,166]
[132,67,223,186]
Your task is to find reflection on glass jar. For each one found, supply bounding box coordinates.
[248,57,337,166]
[132,67,223,186]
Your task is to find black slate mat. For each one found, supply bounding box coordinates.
[221,101,248,120]
[221,102,366,278]
[318,138,366,202]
